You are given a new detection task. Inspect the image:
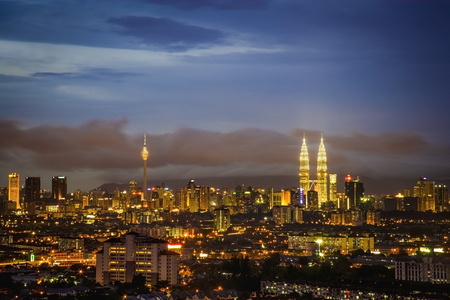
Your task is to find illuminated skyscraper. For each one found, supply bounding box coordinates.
[329,174,337,206]
[345,174,364,209]
[317,134,327,208]
[414,177,435,212]
[214,206,231,232]
[141,134,149,201]
[299,134,309,207]
[52,176,67,200]
[8,173,20,209]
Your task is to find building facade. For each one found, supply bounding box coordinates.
[25,176,40,200]
[96,232,179,286]
[8,173,20,209]
[395,257,450,284]
[299,134,309,207]
[52,176,67,201]
[317,135,327,209]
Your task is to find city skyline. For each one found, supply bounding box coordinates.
[1,1,450,193]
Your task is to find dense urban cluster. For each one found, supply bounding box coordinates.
[1,136,450,300]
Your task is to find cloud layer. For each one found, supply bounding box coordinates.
[1,118,449,193]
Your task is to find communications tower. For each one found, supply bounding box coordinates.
[141,134,149,201]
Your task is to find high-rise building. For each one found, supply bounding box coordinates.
[281,188,291,206]
[345,175,364,209]
[52,176,67,201]
[96,232,179,286]
[299,134,309,207]
[329,174,337,206]
[435,184,448,212]
[199,186,210,212]
[8,173,20,209]
[141,134,149,201]
[317,134,328,208]
[414,177,435,212]
[25,176,40,200]
[214,206,231,232]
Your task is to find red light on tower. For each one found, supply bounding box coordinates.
[346,174,352,182]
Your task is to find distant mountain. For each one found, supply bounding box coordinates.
[94,175,299,194]
[93,182,129,193]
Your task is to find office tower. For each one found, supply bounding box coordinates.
[271,191,282,207]
[281,188,291,206]
[96,233,179,286]
[141,134,149,201]
[199,186,210,212]
[435,184,448,212]
[329,174,337,206]
[8,173,20,209]
[336,192,346,210]
[52,176,67,200]
[404,189,411,197]
[214,206,231,232]
[344,175,364,209]
[307,190,318,209]
[317,134,327,208]
[299,134,310,207]
[0,187,8,216]
[25,176,40,200]
[181,179,201,212]
[414,177,435,212]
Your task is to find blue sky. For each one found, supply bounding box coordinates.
[1,0,449,194]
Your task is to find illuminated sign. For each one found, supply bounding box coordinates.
[199,253,208,258]
[168,244,182,249]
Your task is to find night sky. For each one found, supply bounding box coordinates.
[1,0,450,194]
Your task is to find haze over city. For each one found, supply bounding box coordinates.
[1,0,450,193]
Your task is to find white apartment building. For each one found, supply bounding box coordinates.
[395,257,450,284]
[96,232,179,286]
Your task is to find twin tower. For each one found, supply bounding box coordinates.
[299,134,328,208]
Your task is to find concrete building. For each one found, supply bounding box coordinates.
[395,257,450,284]
[96,232,179,286]
[214,206,231,232]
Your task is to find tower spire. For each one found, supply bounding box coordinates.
[317,134,327,209]
[141,134,149,201]
[299,133,309,207]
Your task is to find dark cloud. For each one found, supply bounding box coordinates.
[291,129,430,155]
[142,0,270,10]
[106,16,226,51]
[0,119,449,193]
[0,120,443,173]
[327,131,429,155]
[148,127,296,167]
[0,118,135,171]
